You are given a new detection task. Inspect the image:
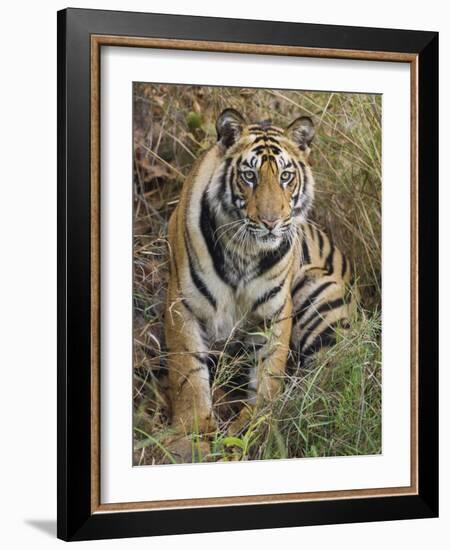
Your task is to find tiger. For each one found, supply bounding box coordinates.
[164,108,353,462]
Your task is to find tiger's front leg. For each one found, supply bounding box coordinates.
[165,297,217,462]
[230,298,293,434]
[255,297,292,406]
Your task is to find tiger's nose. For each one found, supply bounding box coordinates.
[260,216,280,230]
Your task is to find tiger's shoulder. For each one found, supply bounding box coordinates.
[298,222,351,284]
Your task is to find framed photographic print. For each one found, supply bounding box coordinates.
[57,8,439,541]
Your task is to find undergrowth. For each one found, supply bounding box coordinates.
[132,83,382,465]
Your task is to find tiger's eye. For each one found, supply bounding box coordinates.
[281,171,292,182]
[241,170,256,185]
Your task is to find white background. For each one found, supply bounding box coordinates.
[0,0,446,548]
[102,48,411,503]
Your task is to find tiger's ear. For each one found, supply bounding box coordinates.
[286,116,315,151]
[216,108,246,148]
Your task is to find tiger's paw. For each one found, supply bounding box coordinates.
[171,406,218,436]
[163,435,213,464]
[228,404,255,435]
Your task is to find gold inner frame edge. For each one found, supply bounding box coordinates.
[90,34,419,514]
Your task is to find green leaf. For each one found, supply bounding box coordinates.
[221,436,245,450]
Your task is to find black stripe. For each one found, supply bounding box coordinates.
[218,157,231,197]
[267,261,289,281]
[299,297,347,330]
[299,161,307,186]
[219,159,239,216]
[292,165,314,216]
[258,350,274,363]
[178,365,206,392]
[291,177,301,199]
[252,135,267,143]
[293,281,335,324]
[317,228,324,258]
[325,242,335,274]
[251,278,286,313]
[229,165,246,206]
[299,315,325,351]
[234,168,248,195]
[301,236,311,264]
[185,234,217,310]
[292,276,307,298]
[251,145,267,155]
[181,299,209,336]
[250,135,282,146]
[181,297,193,314]
[294,161,313,218]
[200,189,236,290]
[256,236,291,277]
[316,297,347,316]
[300,323,339,360]
[271,300,287,322]
[188,258,217,310]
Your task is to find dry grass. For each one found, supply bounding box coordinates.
[132,83,382,465]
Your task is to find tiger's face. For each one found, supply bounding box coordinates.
[216,109,315,247]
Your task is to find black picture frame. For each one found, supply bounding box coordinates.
[57,7,438,541]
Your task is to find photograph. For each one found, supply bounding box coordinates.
[132,83,382,465]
